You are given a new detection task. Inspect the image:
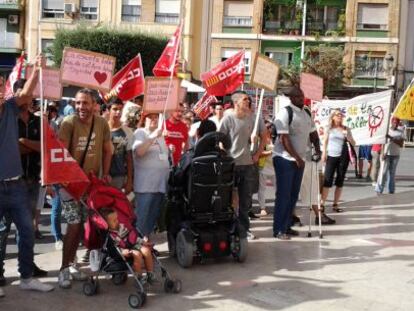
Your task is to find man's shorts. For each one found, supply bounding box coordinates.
[358,145,372,161]
[59,188,86,225]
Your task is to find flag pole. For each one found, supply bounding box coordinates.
[38,0,45,186]
[159,20,184,130]
[250,88,265,151]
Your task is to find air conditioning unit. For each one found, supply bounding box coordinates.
[64,3,77,14]
[8,15,19,25]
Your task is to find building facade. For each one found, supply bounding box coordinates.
[0,0,24,78]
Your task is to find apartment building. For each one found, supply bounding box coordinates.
[24,0,205,80]
[0,0,24,77]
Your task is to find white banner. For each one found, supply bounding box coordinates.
[312,90,393,146]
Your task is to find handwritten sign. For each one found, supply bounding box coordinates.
[143,77,181,113]
[312,90,393,145]
[300,73,323,101]
[26,66,62,100]
[250,53,279,91]
[393,79,414,121]
[60,48,116,92]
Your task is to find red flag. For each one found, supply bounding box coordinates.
[4,53,25,99]
[193,93,218,120]
[201,50,245,96]
[105,54,145,101]
[152,22,183,77]
[42,119,90,200]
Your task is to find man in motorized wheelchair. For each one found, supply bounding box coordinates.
[166,119,248,268]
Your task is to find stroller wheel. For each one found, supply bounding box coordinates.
[112,272,128,285]
[173,279,182,293]
[128,293,144,309]
[83,280,98,296]
[163,278,174,293]
[176,230,193,268]
[233,237,248,263]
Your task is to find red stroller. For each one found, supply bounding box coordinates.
[82,176,181,309]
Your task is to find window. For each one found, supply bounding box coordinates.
[80,0,98,20]
[357,4,388,30]
[41,39,54,66]
[42,0,64,18]
[355,52,385,78]
[155,0,180,24]
[326,7,339,30]
[265,51,293,68]
[221,49,251,74]
[122,0,141,22]
[223,1,253,27]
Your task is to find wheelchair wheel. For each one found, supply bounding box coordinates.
[167,232,176,257]
[176,230,193,268]
[233,237,248,263]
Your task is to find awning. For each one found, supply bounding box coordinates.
[181,79,205,93]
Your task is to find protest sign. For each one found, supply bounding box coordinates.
[312,90,393,145]
[300,73,323,101]
[26,65,62,100]
[193,93,218,120]
[143,77,181,113]
[60,48,116,92]
[393,79,414,121]
[250,53,279,91]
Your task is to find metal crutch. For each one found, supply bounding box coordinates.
[315,160,323,239]
[307,158,314,238]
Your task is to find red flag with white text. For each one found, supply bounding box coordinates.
[193,93,218,120]
[105,54,145,101]
[42,119,90,200]
[4,53,26,99]
[152,22,183,77]
[201,50,245,96]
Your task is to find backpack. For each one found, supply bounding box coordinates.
[271,105,311,143]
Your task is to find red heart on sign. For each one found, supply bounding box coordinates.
[94,72,107,85]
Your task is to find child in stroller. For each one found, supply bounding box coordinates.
[99,207,155,283]
[82,176,181,308]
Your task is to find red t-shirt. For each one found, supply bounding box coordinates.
[165,119,189,165]
[372,144,382,152]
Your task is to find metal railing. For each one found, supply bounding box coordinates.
[0,32,21,49]
[405,127,414,146]
[155,13,179,24]
[0,0,19,4]
[223,16,253,27]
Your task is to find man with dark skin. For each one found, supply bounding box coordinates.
[273,86,321,240]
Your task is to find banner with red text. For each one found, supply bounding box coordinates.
[193,93,218,120]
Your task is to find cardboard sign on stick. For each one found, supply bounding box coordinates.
[60,48,116,92]
[143,77,181,113]
[26,65,62,100]
[300,73,324,101]
[250,53,280,91]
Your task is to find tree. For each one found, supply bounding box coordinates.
[49,24,168,75]
[281,44,346,94]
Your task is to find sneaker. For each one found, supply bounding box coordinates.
[274,233,291,240]
[33,264,48,277]
[20,278,54,292]
[286,228,299,236]
[246,231,257,240]
[0,287,4,298]
[55,240,63,251]
[81,250,90,263]
[372,182,377,187]
[315,214,336,225]
[248,211,260,220]
[260,210,268,216]
[0,273,5,287]
[58,268,71,289]
[69,264,88,281]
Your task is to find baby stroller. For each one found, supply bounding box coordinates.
[166,132,248,268]
[82,176,181,309]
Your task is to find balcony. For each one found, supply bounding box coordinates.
[0,0,21,11]
[155,13,179,24]
[0,31,22,51]
[263,20,343,37]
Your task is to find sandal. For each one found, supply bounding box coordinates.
[332,204,344,213]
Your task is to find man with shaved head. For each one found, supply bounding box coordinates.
[272,86,321,240]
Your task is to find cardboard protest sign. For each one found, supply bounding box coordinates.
[393,79,414,121]
[250,53,279,91]
[26,65,62,100]
[300,73,323,101]
[312,90,393,145]
[60,48,116,92]
[143,77,181,113]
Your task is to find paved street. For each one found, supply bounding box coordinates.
[2,148,414,311]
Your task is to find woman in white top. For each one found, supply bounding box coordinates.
[321,109,355,213]
[132,113,170,237]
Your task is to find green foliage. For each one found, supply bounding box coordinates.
[49,24,168,75]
